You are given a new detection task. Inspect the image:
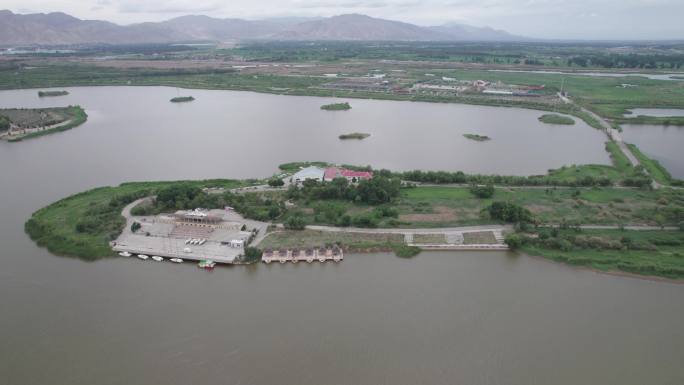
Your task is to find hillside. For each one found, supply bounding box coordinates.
[0,10,525,45]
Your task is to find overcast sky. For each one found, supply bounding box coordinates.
[5,0,684,40]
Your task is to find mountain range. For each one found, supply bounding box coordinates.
[0,10,525,45]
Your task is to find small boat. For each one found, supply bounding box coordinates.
[118,251,131,257]
[198,259,216,269]
[185,239,191,244]
[170,258,184,263]
[151,256,164,262]
[137,254,149,260]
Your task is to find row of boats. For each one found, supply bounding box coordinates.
[118,251,216,269]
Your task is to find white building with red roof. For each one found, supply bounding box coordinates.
[324,167,373,183]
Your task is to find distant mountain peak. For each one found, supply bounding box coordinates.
[0,9,527,45]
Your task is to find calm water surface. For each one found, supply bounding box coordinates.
[0,86,610,176]
[624,108,684,117]
[1,87,683,385]
[621,124,684,179]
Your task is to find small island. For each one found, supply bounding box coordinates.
[339,132,370,140]
[38,90,69,97]
[463,133,491,142]
[538,114,575,125]
[170,96,195,103]
[321,102,351,111]
[0,106,88,142]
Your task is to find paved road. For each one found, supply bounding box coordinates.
[305,224,513,235]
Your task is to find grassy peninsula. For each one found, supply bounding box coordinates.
[1,105,87,142]
[25,157,684,279]
[339,132,370,140]
[538,114,576,125]
[38,90,69,97]
[321,102,351,111]
[25,179,245,260]
[463,133,491,141]
[170,96,195,103]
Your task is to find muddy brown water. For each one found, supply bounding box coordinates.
[1,87,682,385]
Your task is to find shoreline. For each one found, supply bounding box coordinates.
[523,252,684,285]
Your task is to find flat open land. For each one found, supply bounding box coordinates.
[259,230,404,251]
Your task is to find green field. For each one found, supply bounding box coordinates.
[396,186,684,227]
[259,230,404,251]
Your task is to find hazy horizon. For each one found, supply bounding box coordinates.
[3,0,684,41]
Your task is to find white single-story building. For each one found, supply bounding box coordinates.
[291,166,325,184]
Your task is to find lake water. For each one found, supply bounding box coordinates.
[624,108,684,117]
[0,86,610,177]
[1,87,683,385]
[621,124,684,179]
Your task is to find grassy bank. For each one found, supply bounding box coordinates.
[6,105,88,142]
[627,144,673,184]
[519,229,684,279]
[25,179,244,260]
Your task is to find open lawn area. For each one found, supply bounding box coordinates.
[396,186,684,227]
[259,230,404,251]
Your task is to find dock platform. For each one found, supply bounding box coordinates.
[262,247,343,263]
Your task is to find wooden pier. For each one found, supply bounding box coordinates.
[262,247,343,264]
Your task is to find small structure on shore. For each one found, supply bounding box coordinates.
[291,166,325,184]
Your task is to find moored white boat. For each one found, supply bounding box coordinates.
[151,256,163,262]
[137,254,149,260]
[119,251,131,257]
[170,258,183,263]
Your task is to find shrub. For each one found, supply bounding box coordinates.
[393,245,421,258]
[488,201,532,223]
[470,184,495,199]
[352,213,379,228]
[131,222,141,232]
[242,247,263,263]
[268,178,285,187]
[504,233,526,249]
[284,215,306,230]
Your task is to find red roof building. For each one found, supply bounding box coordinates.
[324,167,373,182]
